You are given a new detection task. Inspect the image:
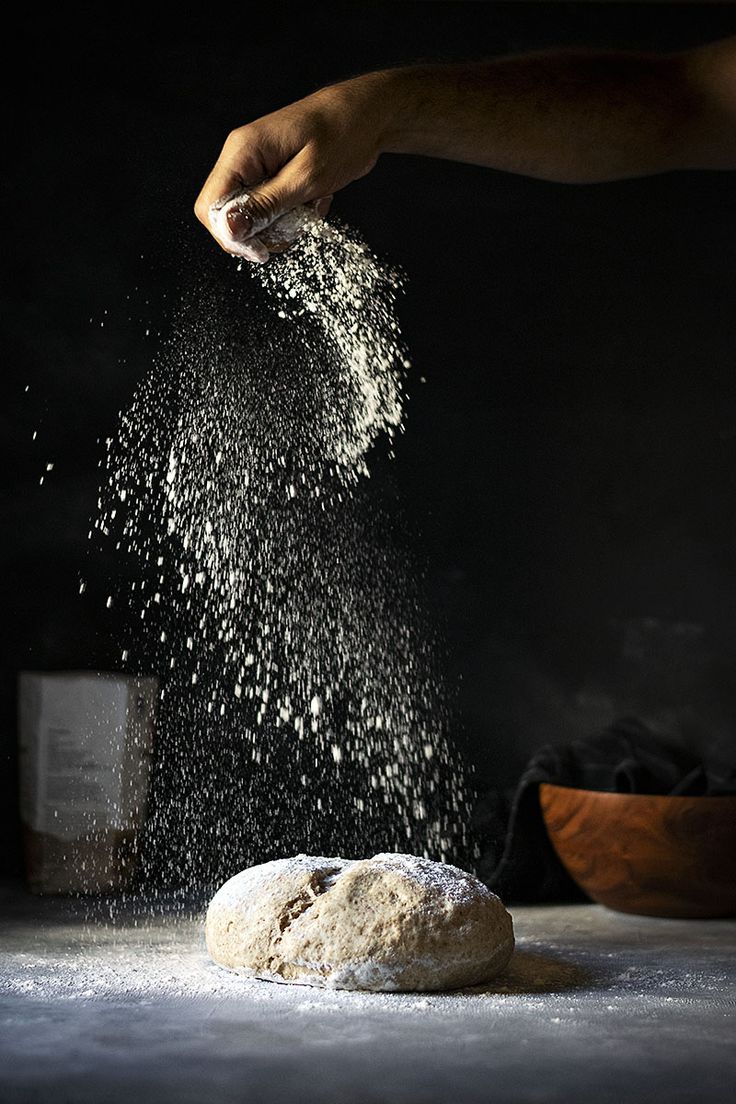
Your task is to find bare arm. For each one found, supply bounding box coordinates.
[382,38,736,182]
[195,38,736,258]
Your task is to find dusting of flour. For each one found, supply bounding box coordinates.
[95,218,474,887]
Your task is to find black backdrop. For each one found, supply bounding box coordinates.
[5,2,736,876]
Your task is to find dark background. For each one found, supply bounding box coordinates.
[5,2,736,878]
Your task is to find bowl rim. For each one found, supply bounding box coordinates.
[539,782,736,802]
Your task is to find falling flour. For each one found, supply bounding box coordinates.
[96,217,474,888]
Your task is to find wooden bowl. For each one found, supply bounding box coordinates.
[539,783,736,918]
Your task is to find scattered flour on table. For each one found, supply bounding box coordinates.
[0,911,557,1007]
[94,218,474,884]
[4,902,722,1009]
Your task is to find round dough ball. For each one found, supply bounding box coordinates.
[205,852,514,992]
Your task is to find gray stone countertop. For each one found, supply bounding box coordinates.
[0,882,734,1104]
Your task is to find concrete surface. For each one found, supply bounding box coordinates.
[0,882,734,1104]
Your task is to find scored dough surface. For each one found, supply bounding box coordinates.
[205,852,514,992]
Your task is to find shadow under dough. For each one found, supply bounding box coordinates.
[456,950,594,996]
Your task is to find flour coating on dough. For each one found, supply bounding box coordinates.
[206,853,514,992]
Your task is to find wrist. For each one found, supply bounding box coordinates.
[328,68,422,155]
[373,68,429,154]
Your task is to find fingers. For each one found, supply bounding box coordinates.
[208,198,271,262]
[196,132,334,262]
[314,195,333,219]
[194,130,270,256]
[194,165,241,230]
[207,174,334,263]
[258,195,333,253]
[225,147,322,238]
[194,124,271,220]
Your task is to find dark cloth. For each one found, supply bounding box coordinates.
[474,717,736,904]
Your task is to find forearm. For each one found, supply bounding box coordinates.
[197,38,736,256]
[359,40,736,183]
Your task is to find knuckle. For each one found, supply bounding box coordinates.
[301,144,336,191]
[224,126,246,148]
[250,191,279,219]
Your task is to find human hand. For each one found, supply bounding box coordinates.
[194,73,395,261]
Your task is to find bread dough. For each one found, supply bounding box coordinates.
[205,852,514,992]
